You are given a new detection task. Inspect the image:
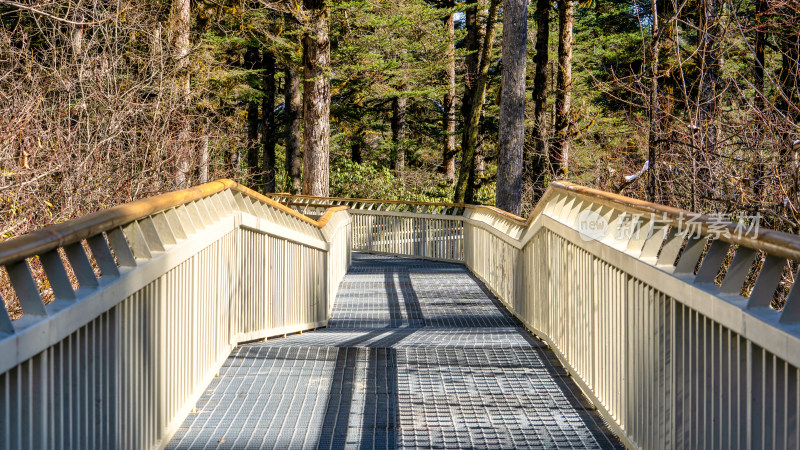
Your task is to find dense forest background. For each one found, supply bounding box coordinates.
[1,0,799,238]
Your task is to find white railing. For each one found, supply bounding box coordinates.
[0,180,351,449]
[273,185,800,449]
[4,180,799,449]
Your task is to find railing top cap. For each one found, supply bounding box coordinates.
[0,179,348,266]
[269,194,528,226]
[551,181,800,261]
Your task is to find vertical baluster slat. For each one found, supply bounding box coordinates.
[86,234,120,278]
[7,260,48,317]
[39,251,76,300]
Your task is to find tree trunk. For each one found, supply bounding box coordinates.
[777,32,800,202]
[454,0,500,204]
[553,0,573,177]
[351,126,364,164]
[647,0,660,202]
[442,2,457,182]
[753,0,765,200]
[778,31,800,134]
[261,51,277,192]
[696,0,719,194]
[455,0,484,202]
[245,47,260,178]
[462,0,483,122]
[301,0,331,196]
[392,95,407,174]
[497,0,528,215]
[529,0,550,200]
[170,0,192,188]
[285,64,303,194]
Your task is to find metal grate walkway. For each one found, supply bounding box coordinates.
[167,253,623,449]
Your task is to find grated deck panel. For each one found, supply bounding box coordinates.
[167,253,623,449]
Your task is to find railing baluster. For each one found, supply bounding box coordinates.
[208,194,227,218]
[694,240,730,284]
[552,194,573,219]
[626,216,652,257]
[674,237,706,275]
[64,243,100,290]
[184,202,211,227]
[87,234,121,278]
[748,255,786,308]
[600,210,625,246]
[780,277,800,323]
[7,260,48,317]
[656,228,684,268]
[106,227,137,267]
[191,200,213,227]
[164,209,188,241]
[233,193,255,217]
[137,217,165,253]
[176,205,198,235]
[640,220,668,262]
[152,213,177,247]
[719,247,756,295]
[543,193,563,216]
[249,198,268,220]
[39,251,77,300]
[220,189,239,214]
[122,221,153,260]
[201,196,222,222]
[565,199,586,225]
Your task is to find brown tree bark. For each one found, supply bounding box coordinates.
[260,51,277,192]
[529,0,550,200]
[454,0,500,203]
[392,95,407,174]
[442,2,457,182]
[497,0,528,215]
[285,64,303,194]
[553,0,573,177]
[245,46,260,177]
[301,0,331,196]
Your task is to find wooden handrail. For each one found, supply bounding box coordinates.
[0,179,347,267]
